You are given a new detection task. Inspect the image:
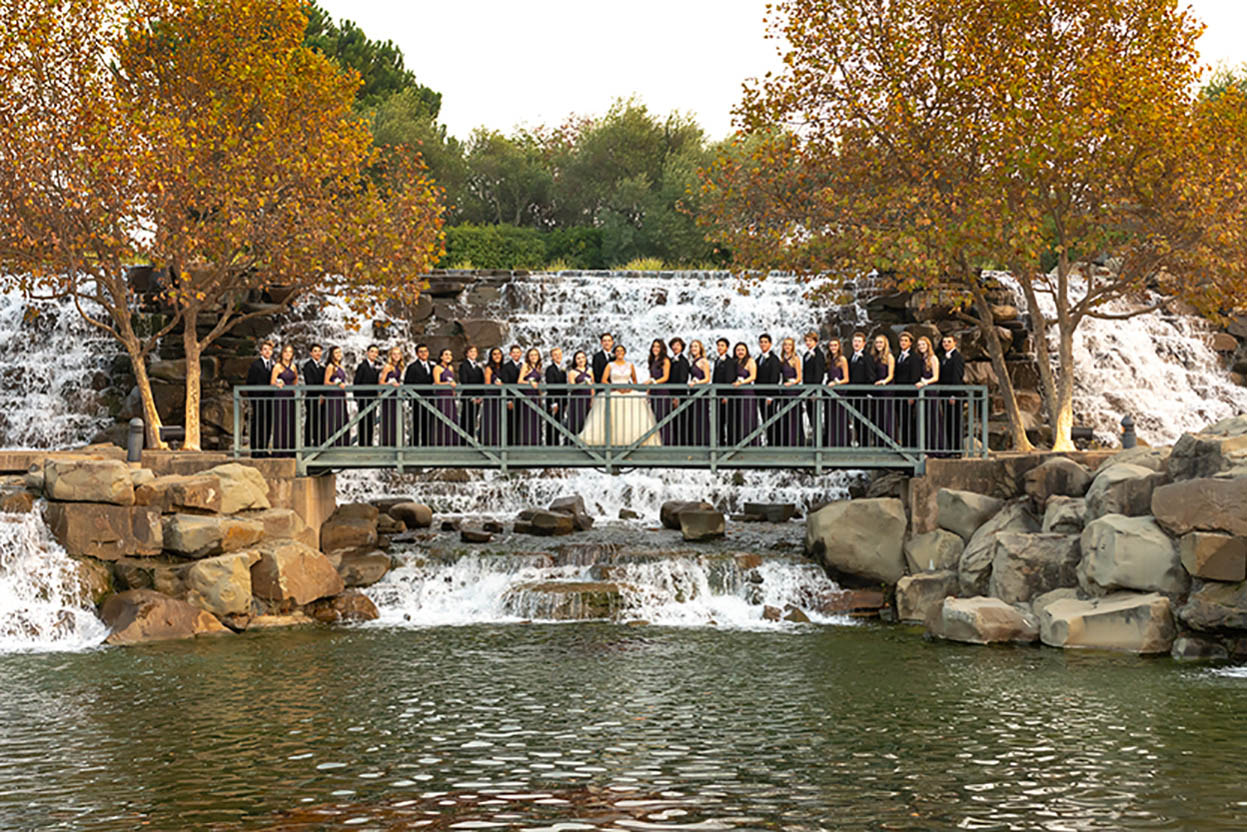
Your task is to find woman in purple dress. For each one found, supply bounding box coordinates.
[519,348,543,445]
[645,339,672,445]
[686,340,712,445]
[872,334,896,446]
[270,344,298,457]
[915,335,942,453]
[323,346,349,447]
[378,346,403,447]
[432,348,459,446]
[824,338,850,446]
[779,337,804,446]
[482,347,504,446]
[566,350,594,436]
[731,342,759,446]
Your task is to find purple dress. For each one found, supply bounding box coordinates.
[649,358,672,445]
[519,366,542,446]
[326,365,349,447]
[379,366,400,447]
[567,369,593,436]
[824,361,848,447]
[688,362,710,445]
[272,365,297,457]
[871,356,895,447]
[482,365,503,446]
[734,363,759,446]
[434,366,459,446]
[779,360,801,446]
[921,360,943,453]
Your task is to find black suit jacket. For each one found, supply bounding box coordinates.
[544,364,567,385]
[938,349,965,387]
[404,360,433,387]
[711,355,736,385]
[669,354,690,386]
[459,360,485,386]
[848,352,879,385]
[301,359,323,387]
[755,352,781,386]
[353,360,380,387]
[893,349,923,386]
[498,359,521,385]
[802,349,826,386]
[246,357,271,390]
[591,350,612,383]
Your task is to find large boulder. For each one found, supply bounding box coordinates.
[389,502,432,529]
[332,549,391,588]
[896,571,959,623]
[162,514,264,559]
[936,489,1004,542]
[306,590,380,623]
[1079,514,1187,596]
[42,503,162,560]
[680,510,725,542]
[1085,464,1166,521]
[134,474,222,514]
[925,596,1039,644]
[1023,457,1093,508]
[1037,592,1175,654]
[242,508,304,541]
[320,503,379,554]
[1179,532,1247,582]
[1151,478,1247,537]
[805,498,907,585]
[112,557,189,596]
[1178,579,1247,632]
[514,509,575,536]
[100,589,229,646]
[988,532,1081,604]
[904,529,964,573]
[250,539,344,606]
[1042,496,1087,534]
[957,500,1040,595]
[0,487,35,514]
[549,496,594,531]
[183,551,261,617]
[202,463,270,513]
[44,458,134,505]
[660,500,714,530]
[1099,445,1171,474]
[1166,430,1247,481]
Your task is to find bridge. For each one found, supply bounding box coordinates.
[232,383,989,476]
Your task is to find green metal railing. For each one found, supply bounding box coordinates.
[232,382,989,476]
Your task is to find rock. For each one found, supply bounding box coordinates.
[1203,414,1247,437]
[335,550,391,587]
[440,519,459,532]
[548,496,594,531]
[455,318,509,349]
[23,464,44,494]
[743,502,798,522]
[618,508,641,521]
[1042,496,1087,534]
[805,498,907,585]
[376,513,405,535]
[42,503,163,560]
[896,571,959,623]
[1079,514,1187,595]
[1179,532,1247,582]
[389,502,432,528]
[1023,457,1092,508]
[306,590,379,623]
[903,529,964,573]
[504,581,624,619]
[1167,431,1247,481]
[44,458,135,505]
[660,500,714,530]
[162,514,264,559]
[129,468,155,487]
[762,605,782,621]
[459,527,493,543]
[1151,477,1247,537]
[0,488,35,514]
[936,489,1005,542]
[1037,592,1175,654]
[925,597,1039,644]
[1178,579,1247,632]
[481,520,504,534]
[251,539,344,605]
[1099,445,1170,474]
[514,509,575,536]
[1031,587,1081,618]
[1171,634,1229,661]
[680,510,725,542]
[320,504,379,554]
[183,551,261,617]
[101,589,229,646]
[248,612,315,629]
[958,500,1040,595]
[68,556,114,605]
[111,556,189,596]
[1085,464,1166,521]
[782,605,811,623]
[202,463,271,513]
[134,474,223,514]
[816,589,887,617]
[988,532,1081,604]
[242,507,303,540]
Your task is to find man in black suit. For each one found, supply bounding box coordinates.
[499,344,523,443]
[301,344,326,447]
[938,334,966,456]
[591,333,614,383]
[711,337,734,446]
[245,340,275,457]
[892,331,924,448]
[755,333,782,445]
[352,344,382,447]
[544,347,567,446]
[403,343,433,446]
[801,331,826,443]
[458,345,485,443]
[847,331,879,446]
[667,337,690,445]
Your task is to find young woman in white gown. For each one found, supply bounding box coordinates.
[577,344,661,447]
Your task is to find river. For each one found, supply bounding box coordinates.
[1,622,1244,830]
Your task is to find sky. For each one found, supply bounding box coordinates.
[321,0,1247,143]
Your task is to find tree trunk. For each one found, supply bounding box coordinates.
[971,283,1034,452]
[1051,326,1077,451]
[1017,276,1062,450]
[120,331,167,451]
[182,306,203,452]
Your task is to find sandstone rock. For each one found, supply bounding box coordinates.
[1171,634,1229,661]
[459,527,493,543]
[925,596,1038,644]
[162,514,264,559]
[743,502,798,522]
[183,551,260,617]
[376,513,405,535]
[1099,445,1170,474]
[1179,532,1247,582]
[1178,579,1247,632]
[896,571,959,623]
[936,489,1005,541]
[1023,457,1092,508]
[958,500,1040,595]
[1166,431,1247,481]
[1085,464,1166,521]
[1203,414,1247,437]
[816,589,887,617]
[129,468,155,487]
[0,488,36,514]
[389,501,432,528]
[1079,514,1187,595]
[23,464,44,494]
[988,532,1081,604]
[504,581,624,619]
[203,463,271,513]
[242,507,303,540]
[515,509,575,536]
[1037,592,1175,654]
[783,605,810,623]
[805,498,907,585]
[335,550,391,587]
[680,510,725,542]
[42,503,162,560]
[101,589,229,646]
[548,496,594,531]
[69,557,113,605]
[134,474,223,514]
[321,504,379,554]
[618,508,641,520]
[762,604,781,621]
[1042,496,1087,534]
[660,500,713,530]
[251,539,344,605]
[1031,587,1081,618]
[248,612,315,629]
[455,318,509,347]
[111,557,189,596]
[1151,477,1247,537]
[306,590,379,623]
[44,459,134,505]
[903,529,964,573]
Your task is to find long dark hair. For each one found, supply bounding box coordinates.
[488,347,503,371]
[649,338,668,363]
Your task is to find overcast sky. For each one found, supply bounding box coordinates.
[320,0,1247,143]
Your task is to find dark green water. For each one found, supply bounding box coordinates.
[1,623,1244,831]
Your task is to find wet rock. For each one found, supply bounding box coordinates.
[202,463,271,514]
[936,489,1004,542]
[111,557,189,596]
[896,570,959,623]
[988,532,1081,604]
[816,589,887,617]
[783,605,810,623]
[958,500,1040,596]
[864,471,909,500]
[459,527,493,544]
[334,550,391,587]
[680,510,725,542]
[1178,579,1247,632]
[307,590,379,623]
[69,556,114,605]
[514,509,575,536]
[1023,457,1092,508]
[183,551,261,617]
[1042,496,1087,534]
[735,553,764,571]
[44,458,135,505]
[162,514,264,559]
[43,503,163,560]
[1079,514,1187,596]
[376,513,405,535]
[1179,532,1247,582]
[1151,477,1247,537]
[389,502,433,528]
[1037,592,1175,654]
[660,500,714,530]
[743,502,798,522]
[482,520,504,534]
[903,529,964,573]
[1171,634,1229,661]
[925,596,1039,644]
[618,508,641,521]
[321,504,379,554]
[101,589,229,646]
[251,539,344,606]
[1085,464,1166,521]
[504,581,624,620]
[548,496,594,531]
[805,498,907,585]
[1166,431,1247,481]
[440,519,459,532]
[134,474,223,514]
[762,605,782,621]
[248,612,316,629]
[0,488,36,514]
[23,464,44,494]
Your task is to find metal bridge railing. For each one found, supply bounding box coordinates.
[232,383,989,476]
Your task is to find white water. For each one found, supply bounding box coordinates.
[0,510,109,652]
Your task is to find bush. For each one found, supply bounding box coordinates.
[443,224,546,270]
[542,226,604,270]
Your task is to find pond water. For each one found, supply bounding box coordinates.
[1,622,1245,831]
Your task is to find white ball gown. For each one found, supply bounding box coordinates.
[577,361,661,447]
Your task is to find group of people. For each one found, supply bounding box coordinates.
[244,329,968,457]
